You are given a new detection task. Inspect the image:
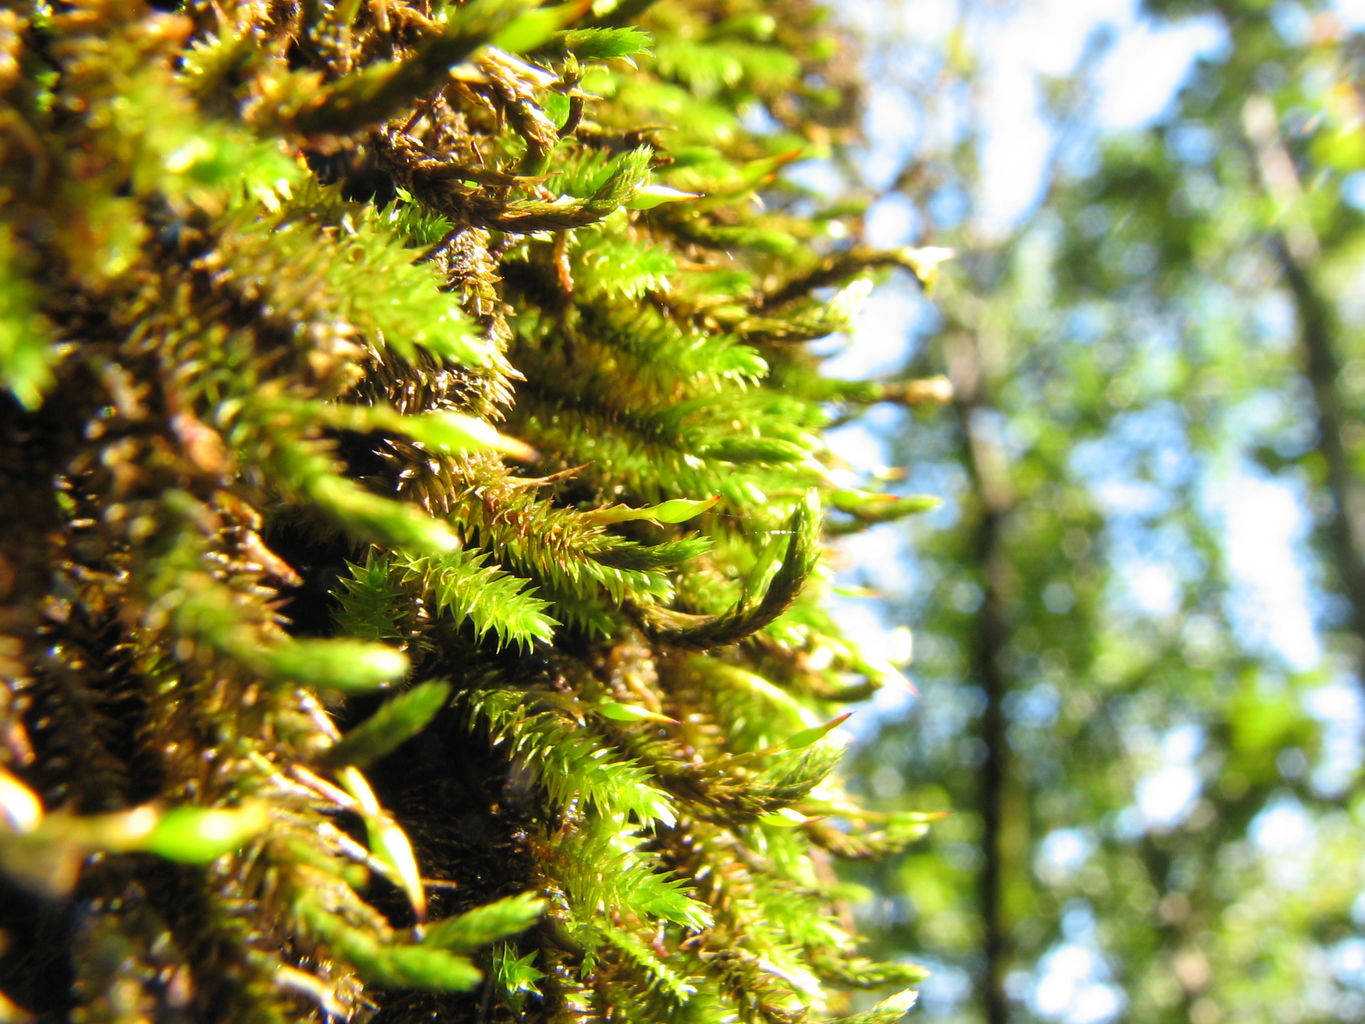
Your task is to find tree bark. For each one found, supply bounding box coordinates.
[946,320,1016,1024]
[1242,93,1365,687]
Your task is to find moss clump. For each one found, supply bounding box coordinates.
[0,2,938,1021]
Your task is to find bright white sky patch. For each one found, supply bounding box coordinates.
[1036,828,1095,886]
[1218,472,1321,668]
[1250,794,1319,890]
[1136,764,1200,830]
[1250,796,1312,854]
[1306,681,1365,796]
[1129,562,1180,617]
[975,51,1052,235]
[1093,17,1228,130]
[971,0,1226,234]
[1033,945,1125,1024]
[1337,0,1365,26]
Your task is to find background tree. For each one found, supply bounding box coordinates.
[842,1,1365,1022]
[0,2,936,1022]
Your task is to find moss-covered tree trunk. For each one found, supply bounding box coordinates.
[0,2,940,1021]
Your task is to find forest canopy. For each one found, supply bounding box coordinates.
[840,1,1365,1022]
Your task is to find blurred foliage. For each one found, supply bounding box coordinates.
[842,1,1365,1022]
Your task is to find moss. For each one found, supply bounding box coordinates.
[0,2,935,1021]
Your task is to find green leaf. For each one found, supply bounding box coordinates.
[338,405,538,460]
[588,146,655,209]
[337,766,426,919]
[0,227,58,410]
[583,495,720,526]
[829,489,940,522]
[826,988,918,1024]
[138,803,271,863]
[312,908,483,991]
[643,494,820,651]
[625,184,701,209]
[423,893,545,951]
[701,436,808,464]
[460,688,678,826]
[492,2,591,53]
[557,816,713,931]
[396,550,559,652]
[556,27,653,60]
[332,551,410,645]
[784,713,852,751]
[651,495,724,523]
[490,944,545,1013]
[305,475,460,554]
[597,924,698,1002]
[758,807,814,828]
[595,701,678,725]
[248,639,410,693]
[378,946,483,990]
[325,681,454,768]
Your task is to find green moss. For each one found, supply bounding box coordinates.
[0,2,933,1021]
